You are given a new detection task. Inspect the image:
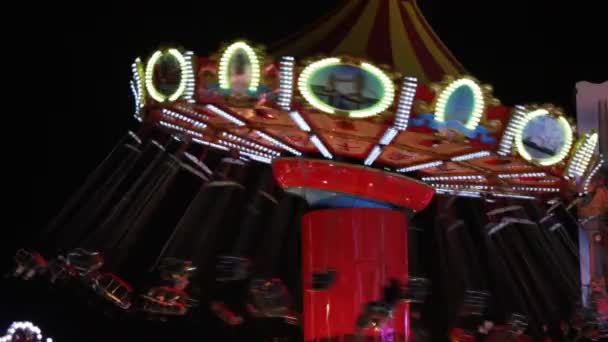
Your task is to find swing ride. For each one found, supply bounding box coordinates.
[10,0,606,340]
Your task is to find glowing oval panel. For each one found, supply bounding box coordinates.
[145,49,188,102]
[218,41,261,94]
[435,78,485,130]
[514,109,574,166]
[298,58,395,118]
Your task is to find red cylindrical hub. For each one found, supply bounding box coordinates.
[302,207,409,341]
[273,158,435,342]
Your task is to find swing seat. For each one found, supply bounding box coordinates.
[401,277,431,303]
[156,258,195,291]
[91,272,133,310]
[66,249,104,276]
[248,278,299,324]
[211,301,244,325]
[356,301,392,329]
[14,249,48,269]
[460,290,490,316]
[141,286,193,316]
[216,256,251,282]
[47,257,78,282]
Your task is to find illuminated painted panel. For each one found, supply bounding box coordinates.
[298,58,395,118]
[218,41,261,94]
[514,109,574,166]
[434,78,485,131]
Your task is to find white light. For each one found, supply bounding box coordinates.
[218,139,276,160]
[379,127,399,145]
[205,104,246,126]
[393,77,417,130]
[242,153,273,164]
[192,138,230,151]
[255,131,302,156]
[512,186,560,193]
[498,172,546,179]
[162,109,207,129]
[4,322,48,342]
[221,132,281,156]
[432,183,490,191]
[278,56,295,110]
[583,158,604,193]
[288,111,311,132]
[181,51,196,102]
[397,161,443,173]
[487,205,523,216]
[159,121,203,138]
[364,145,383,166]
[174,105,210,121]
[498,105,527,156]
[451,150,491,162]
[493,193,537,200]
[310,135,333,159]
[422,175,486,182]
[435,188,483,198]
[548,223,563,232]
[183,153,213,175]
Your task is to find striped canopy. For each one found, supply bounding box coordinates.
[272,0,465,84]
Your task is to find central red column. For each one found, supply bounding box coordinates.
[302,208,409,341]
[272,158,434,341]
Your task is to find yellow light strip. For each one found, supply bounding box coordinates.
[145,50,165,102]
[218,41,261,92]
[167,49,188,101]
[434,78,485,130]
[514,109,574,166]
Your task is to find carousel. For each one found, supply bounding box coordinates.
[12,0,606,340]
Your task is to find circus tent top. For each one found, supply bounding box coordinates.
[272,0,465,84]
[128,0,603,202]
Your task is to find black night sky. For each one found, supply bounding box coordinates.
[3,1,607,341]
